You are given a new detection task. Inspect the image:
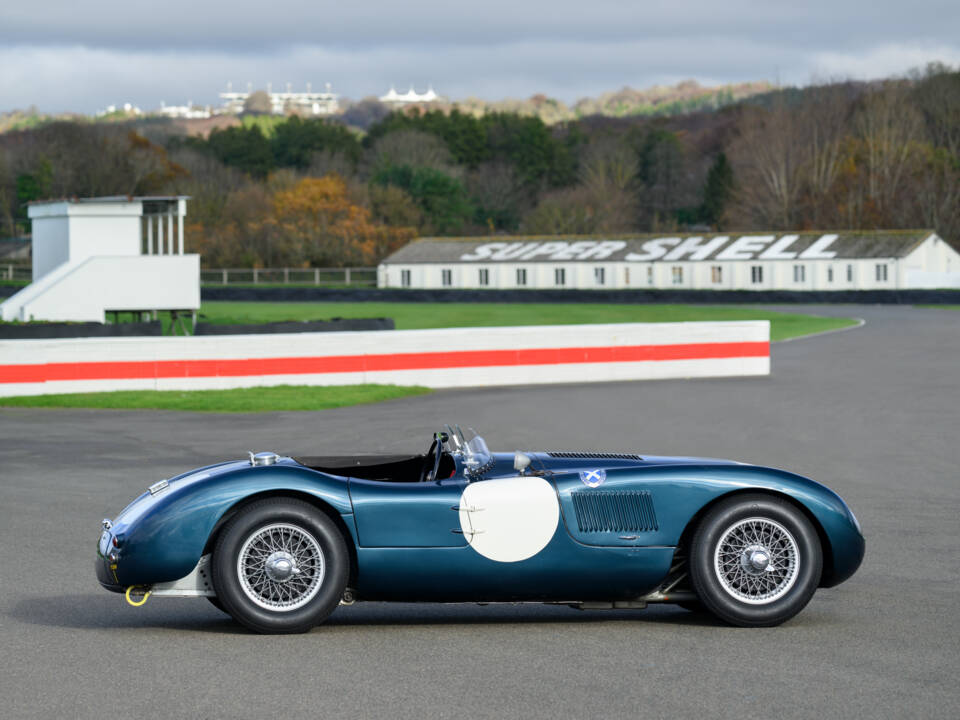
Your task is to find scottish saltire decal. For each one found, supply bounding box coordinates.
[579,469,606,488]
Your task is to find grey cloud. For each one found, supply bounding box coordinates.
[1,1,957,53]
[0,1,958,113]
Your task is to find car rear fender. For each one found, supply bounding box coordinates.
[111,462,353,586]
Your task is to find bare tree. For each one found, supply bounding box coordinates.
[580,135,639,195]
[367,129,459,176]
[339,98,391,130]
[853,83,924,224]
[243,91,272,115]
[465,161,527,230]
[520,186,601,235]
[797,83,854,226]
[727,101,805,229]
[911,146,960,247]
[308,149,358,179]
[912,63,960,157]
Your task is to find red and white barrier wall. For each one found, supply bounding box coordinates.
[0,321,769,397]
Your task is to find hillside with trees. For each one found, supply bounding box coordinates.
[0,65,957,268]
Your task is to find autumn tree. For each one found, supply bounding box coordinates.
[271,175,415,266]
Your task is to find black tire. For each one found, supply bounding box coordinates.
[689,493,822,627]
[206,596,227,613]
[212,498,349,634]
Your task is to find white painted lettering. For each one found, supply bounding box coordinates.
[799,234,839,259]
[519,242,572,260]
[664,236,730,261]
[460,243,505,261]
[579,240,627,260]
[625,238,681,262]
[716,235,775,260]
[759,235,800,260]
[552,241,597,260]
[491,242,538,260]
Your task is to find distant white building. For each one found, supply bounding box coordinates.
[379,231,960,291]
[378,85,440,107]
[219,82,339,115]
[158,101,212,119]
[1,196,199,322]
[95,103,142,118]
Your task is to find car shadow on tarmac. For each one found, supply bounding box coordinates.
[9,594,727,633]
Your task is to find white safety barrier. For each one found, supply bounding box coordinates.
[0,321,769,397]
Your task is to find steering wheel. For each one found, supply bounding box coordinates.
[420,432,448,482]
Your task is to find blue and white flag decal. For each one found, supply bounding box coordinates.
[579,469,606,488]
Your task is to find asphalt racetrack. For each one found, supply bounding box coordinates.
[1,305,957,719]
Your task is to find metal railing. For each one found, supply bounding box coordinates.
[199,267,377,286]
[1,265,379,287]
[1,264,31,282]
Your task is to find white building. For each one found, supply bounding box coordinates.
[219,82,339,116]
[1,196,199,322]
[378,85,440,107]
[158,101,212,119]
[379,231,960,291]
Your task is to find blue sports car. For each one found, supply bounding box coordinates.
[96,426,864,633]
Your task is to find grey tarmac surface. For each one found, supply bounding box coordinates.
[1,304,958,720]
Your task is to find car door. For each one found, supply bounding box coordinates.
[348,476,468,547]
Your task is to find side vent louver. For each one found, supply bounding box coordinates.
[548,452,643,461]
[572,491,658,533]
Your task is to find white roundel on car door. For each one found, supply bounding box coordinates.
[458,476,559,562]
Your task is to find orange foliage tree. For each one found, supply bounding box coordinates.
[270,175,415,266]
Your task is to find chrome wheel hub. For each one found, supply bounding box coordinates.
[237,523,325,612]
[742,545,772,573]
[264,551,299,582]
[714,517,800,605]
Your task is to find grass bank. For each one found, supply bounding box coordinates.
[198,302,858,342]
[0,384,430,413]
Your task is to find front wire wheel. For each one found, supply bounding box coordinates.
[713,517,800,604]
[690,494,821,627]
[212,498,348,634]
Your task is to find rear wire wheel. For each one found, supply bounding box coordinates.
[212,498,349,634]
[689,494,822,627]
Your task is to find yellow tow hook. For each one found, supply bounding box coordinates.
[124,585,152,607]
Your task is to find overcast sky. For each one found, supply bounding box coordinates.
[2,1,958,113]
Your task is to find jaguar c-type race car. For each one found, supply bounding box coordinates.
[96,426,864,633]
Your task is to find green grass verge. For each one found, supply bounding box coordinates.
[915,305,960,310]
[198,302,858,342]
[0,384,431,413]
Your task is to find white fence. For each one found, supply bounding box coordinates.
[3,266,377,287]
[200,267,377,286]
[0,321,770,396]
[1,264,31,282]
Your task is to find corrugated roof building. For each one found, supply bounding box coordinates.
[378,231,960,290]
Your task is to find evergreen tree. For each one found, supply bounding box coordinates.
[701,152,734,228]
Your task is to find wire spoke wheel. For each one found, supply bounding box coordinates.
[237,523,325,612]
[713,517,799,605]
